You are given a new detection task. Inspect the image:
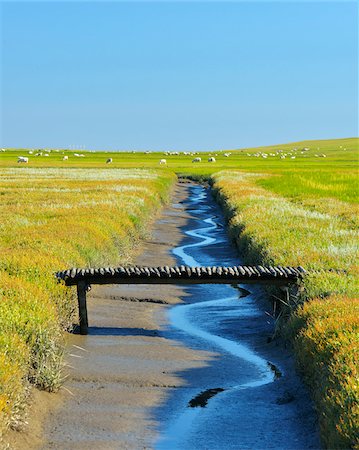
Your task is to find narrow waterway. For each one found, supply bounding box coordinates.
[155,184,320,450]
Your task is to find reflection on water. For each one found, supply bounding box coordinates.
[169,299,272,381]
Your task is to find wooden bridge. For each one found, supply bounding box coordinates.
[56,265,306,335]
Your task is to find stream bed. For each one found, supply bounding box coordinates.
[155,184,320,450]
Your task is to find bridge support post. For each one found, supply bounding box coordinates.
[77,280,88,335]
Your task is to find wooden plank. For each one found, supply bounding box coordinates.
[77,280,88,335]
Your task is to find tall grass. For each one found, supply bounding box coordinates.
[0,167,175,440]
[211,170,358,449]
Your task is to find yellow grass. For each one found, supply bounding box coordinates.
[212,170,358,449]
[0,167,175,440]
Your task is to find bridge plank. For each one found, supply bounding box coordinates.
[56,265,305,287]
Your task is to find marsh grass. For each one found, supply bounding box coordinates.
[211,168,358,449]
[0,167,175,439]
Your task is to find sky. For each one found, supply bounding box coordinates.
[0,1,358,151]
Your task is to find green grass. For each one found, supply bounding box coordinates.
[2,136,357,172]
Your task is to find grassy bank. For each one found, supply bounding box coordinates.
[0,167,175,441]
[211,169,358,449]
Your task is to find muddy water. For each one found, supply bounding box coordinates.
[155,184,320,449]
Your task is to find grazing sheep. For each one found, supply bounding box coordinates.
[192,157,201,163]
[159,159,167,165]
[17,156,29,163]
[208,157,216,162]
[224,153,231,157]
[106,158,113,164]
[63,156,69,161]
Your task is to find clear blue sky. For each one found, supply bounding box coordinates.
[1,1,358,151]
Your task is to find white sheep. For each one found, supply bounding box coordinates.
[63,156,69,161]
[17,156,29,163]
[106,158,113,164]
[192,157,201,163]
[208,157,216,162]
[159,159,167,165]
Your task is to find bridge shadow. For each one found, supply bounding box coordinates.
[72,325,160,337]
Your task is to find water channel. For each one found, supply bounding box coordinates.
[155,183,320,450]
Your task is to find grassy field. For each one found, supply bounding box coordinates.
[0,166,175,442]
[1,136,357,172]
[0,136,358,447]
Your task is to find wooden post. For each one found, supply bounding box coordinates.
[77,280,88,335]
